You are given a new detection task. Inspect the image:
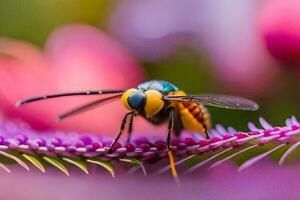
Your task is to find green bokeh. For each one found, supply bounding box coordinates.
[0,0,116,46]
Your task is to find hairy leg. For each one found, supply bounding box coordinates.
[126,112,135,144]
[109,110,135,152]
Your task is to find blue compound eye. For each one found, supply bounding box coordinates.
[128,90,146,109]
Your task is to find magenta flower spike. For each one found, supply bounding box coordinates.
[0,116,299,176]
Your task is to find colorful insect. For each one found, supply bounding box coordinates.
[16,80,258,177]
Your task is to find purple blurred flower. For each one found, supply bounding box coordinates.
[2,159,300,200]
[109,0,279,95]
[0,116,299,176]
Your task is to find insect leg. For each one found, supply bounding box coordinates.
[201,114,210,139]
[200,114,210,139]
[126,112,135,144]
[205,129,210,139]
[167,109,174,151]
[172,108,183,137]
[109,111,135,152]
[166,109,179,180]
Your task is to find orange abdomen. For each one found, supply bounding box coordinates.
[168,90,211,137]
[177,102,211,136]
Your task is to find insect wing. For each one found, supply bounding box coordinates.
[190,95,259,110]
[164,95,258,110]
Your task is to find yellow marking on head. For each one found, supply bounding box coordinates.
[144,90,164,117]
[121,88,137,110]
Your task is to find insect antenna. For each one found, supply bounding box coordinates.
[15,90,125,107]
[57,94,122,121]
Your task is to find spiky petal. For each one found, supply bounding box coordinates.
[0,116,299,176]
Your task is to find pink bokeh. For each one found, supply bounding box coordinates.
[258,0,300,69]
[0,25,155,135]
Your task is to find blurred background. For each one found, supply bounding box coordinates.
[0,0,299,136]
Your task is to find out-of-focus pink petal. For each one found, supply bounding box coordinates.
[0,39,57,129]
[45,25,144,88]
[41,25,145,134]
[0,25,150,135]
[258,0,300,69]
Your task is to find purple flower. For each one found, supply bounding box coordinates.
[0,116,299,177]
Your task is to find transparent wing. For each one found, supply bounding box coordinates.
[164,94,259,110]
[57,94,122,121]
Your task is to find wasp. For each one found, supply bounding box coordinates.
[16,80,258,177]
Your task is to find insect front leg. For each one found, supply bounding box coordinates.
[126,112,136,144]
[109,110,135,152]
